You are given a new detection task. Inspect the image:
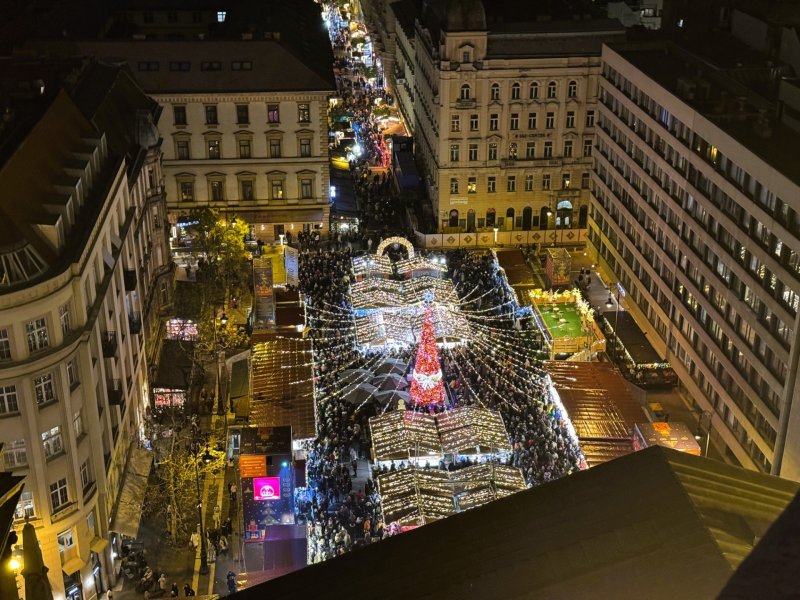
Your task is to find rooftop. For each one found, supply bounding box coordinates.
[609,38,800,187]
[237,446,799,600]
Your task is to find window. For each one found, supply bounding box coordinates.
[241,180,255,200]
[57,529,75,554]
[67,359,78,389]
[80,460,92,491]
[468,143,478,161]
[59,304,71,336]
[542,174,551,190]
[34,374,55,405]
[236,105,249,124]
[490,83,500,100]
[137,61,159,72]
[173,105,187,125]
[300,138,312,157]
[210,180,225,201]
[583,138,593,157]
[167,11,177,22]
[562,173,571,188]
[564,140,573,158]
[521,142,534,159]
[525,174,534,192]
[217,11,227,22]
[143,11,153,23]
[586,110,595,127]
[269,138,282,158]
[4,439,26,469]
[568,80,577,98]
[511,82,521,100]
[169,62,190,72]
[581,171,590,189]
[467,177,477,194]
[528,113,537,129]
[200,61,221,71]
[179,181,194,201]
[545,112,555,129]
[470,114,479,130]
[205,105,218,125]
[268,104,280,123]
[73,410,83,438]
[301,179,314,199]
[15,491,34,520]
[507,176,516,192]
[566,111,575,128]
[450,178,459,194]
[0,385,17,414]
[460,84,471,100]
[238,138,251,159]
[509,142,518,159]
[451,114,461,132]
[26,318,49,352]
[487,177,496,193]
[207,139,220,159]
[176,140,190,160]
[0,329,10,360]
[488,143,498,161]
[489,114,499,131]
[462,50,471,63]
[270,179,284,199]
[547,81,557,99]
[486,209,496,227]
[42,426,63,459]
[510,113,519,130]
[450,144,460,162]
[298,103,311,123]
[544,141,553,158]
[529,82,539,99]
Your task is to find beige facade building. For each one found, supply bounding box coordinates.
[0,63,170,600]
[589,39,800,479]
[412,1,624,234]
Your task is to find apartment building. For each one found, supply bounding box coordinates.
[24,0,337,242]
[412,0,625,233]
[589,38,800,479]
[0,62,170,600]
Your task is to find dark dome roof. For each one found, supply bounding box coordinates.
[444,0,486,31]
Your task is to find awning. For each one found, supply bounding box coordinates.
[110,448,154,539]
[62,556,87,575]
[89,536,109,553]
[232,209,324,224]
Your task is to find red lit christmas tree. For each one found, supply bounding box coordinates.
[409,306,445,406]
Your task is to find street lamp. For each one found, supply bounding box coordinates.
[694,411,713,457]
[191,441,214,575]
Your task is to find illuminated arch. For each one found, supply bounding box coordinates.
[375,236,416,259]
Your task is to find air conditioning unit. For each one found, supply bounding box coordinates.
[397,78,406,84]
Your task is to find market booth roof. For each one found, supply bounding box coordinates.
[454,463,527,512]
[369,411,441,462]
[237,447,799,600]
[436,407,512,455]
[376,467,455,526]
[546,361,646,466]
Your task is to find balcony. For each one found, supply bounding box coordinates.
[107,379,122,405]
[129,312,142,335]
[124,268,137,291]
[101,331,118,358]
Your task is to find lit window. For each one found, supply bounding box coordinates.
[26,318,49,352]
[467,177,477,194]
[42,425,63,458]
[217,11,227,22]
[298,103,311,123]
[14,491,34,520]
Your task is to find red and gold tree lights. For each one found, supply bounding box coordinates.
[409,306,445,406]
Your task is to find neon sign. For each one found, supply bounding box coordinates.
[253,476,281,501]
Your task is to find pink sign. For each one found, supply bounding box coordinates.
[253,476,281,501]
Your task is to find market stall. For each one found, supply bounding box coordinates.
[531,288,605,358]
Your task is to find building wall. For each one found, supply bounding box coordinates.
[414,27,597,235]
[0,123,169,600]
[391,12,417,135]
[158,92,331,240]
[589,44,800,478]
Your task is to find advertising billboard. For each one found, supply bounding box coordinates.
[253,476,282,501]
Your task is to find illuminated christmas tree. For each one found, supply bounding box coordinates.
[409,305,445,406]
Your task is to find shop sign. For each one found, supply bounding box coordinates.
[253,476,281,501]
